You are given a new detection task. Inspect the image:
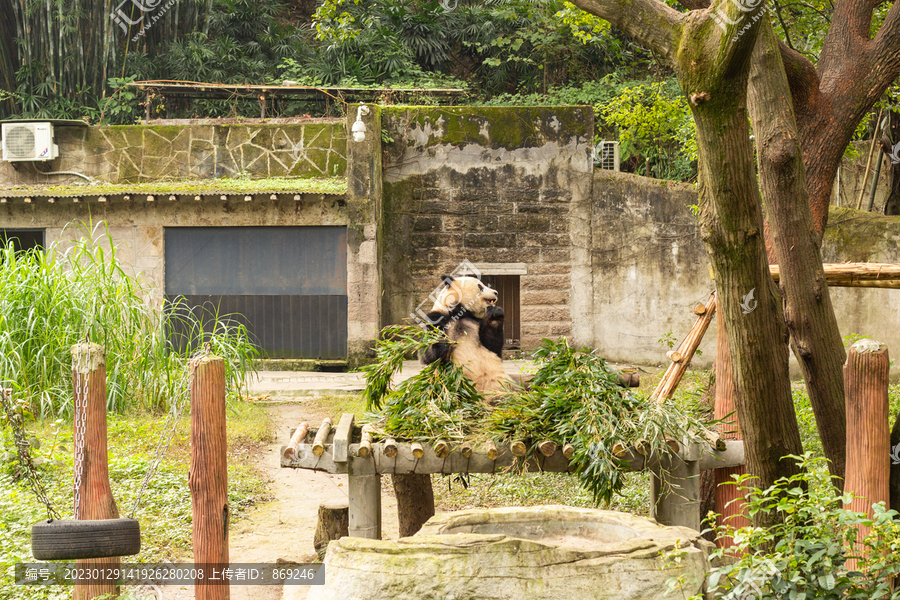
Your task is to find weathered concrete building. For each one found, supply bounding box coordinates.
[1,108,898,372]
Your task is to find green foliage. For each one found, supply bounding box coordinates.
[658,332,677,350]
[482,74,698,182]
[0,221,258,418]
[699,454,900,600]
[599,79,697,180]
[99,77,141,125]
[491,339,711,503]
[363,330,713,504]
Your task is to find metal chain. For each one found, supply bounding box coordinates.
[0,388,60,520]
[130,346,209,518]
[72,342,90,520]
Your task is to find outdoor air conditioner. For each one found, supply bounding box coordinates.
[2,122,58,162]
[594,140,620,172]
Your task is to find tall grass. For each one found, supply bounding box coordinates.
[0,222,258,417]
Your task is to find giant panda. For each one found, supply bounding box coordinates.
[421,275,512,395]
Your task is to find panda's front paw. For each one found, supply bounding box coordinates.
[485,305,504,319]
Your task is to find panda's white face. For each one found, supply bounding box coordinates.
[431,276,498,318]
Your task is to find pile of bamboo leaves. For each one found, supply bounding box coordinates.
[362,326,714,504]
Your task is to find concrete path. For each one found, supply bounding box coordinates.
[247,359,537,397]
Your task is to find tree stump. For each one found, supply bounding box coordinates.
[314,501,349,559]
[392,474,435,537]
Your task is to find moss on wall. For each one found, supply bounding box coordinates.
[823,206,900,262]
[381,106,590,151]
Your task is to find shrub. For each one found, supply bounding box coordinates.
[694,454,900,600]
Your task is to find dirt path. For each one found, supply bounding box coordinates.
[153,400,399,600]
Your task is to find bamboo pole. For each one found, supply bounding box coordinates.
[312,418,333,457]
[71,342,120,600]
[433,440,450,459]
[712,302,750,551]
[410,442,425,459]
[189,354,229,600]
[358,426,373,458]
[383,438,398,458]
[770,262,900,287]
[652,291,717,402]
[537,440,557,457]
[510,441,527,457]
[857,109,883,210]
[843,340,890,569]
[282,422,309,461]
[485,441,498,460]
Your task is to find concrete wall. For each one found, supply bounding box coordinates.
[592,171,716,367]
[3,109,898,371]
[379,106,594,350]
[591,173,900,373]
[0,193,379,364]
[0,120,346,186]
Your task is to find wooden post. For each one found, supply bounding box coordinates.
[71,342,120,600]
[348,471,381,539]
[844,340,890,567]
[652,456,701,531]
[713,301,750,550]
[189,354,229,600]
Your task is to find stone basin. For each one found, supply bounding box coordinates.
[308,505,713,600]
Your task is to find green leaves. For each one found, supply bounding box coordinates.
[599,79,697,179]
[364,333,711,505]
[702,453,900,600]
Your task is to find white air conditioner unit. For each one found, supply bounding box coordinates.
[2,122,58,162]
[594,140,620,172]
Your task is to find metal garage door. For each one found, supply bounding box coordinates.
[164,227,347,359]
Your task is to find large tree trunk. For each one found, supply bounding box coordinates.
[669,0,900,498]
[746,21,847,481]
[678,19,805,497]
[573,0,806,504]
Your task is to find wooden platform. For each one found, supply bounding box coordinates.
[280,414,746,537]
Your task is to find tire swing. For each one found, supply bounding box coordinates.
[2,342,185,561]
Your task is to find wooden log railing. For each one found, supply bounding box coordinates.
[281,414,745,537]
[770,262,900,288]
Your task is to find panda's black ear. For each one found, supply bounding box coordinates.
[440,275,454,287]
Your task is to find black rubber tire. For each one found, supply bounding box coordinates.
[32,518,141,560]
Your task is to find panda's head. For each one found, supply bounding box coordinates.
[430,275,498,318]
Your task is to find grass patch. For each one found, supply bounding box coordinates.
[0,400,272,599]
[432,470,651,516]
[302,394,368,420]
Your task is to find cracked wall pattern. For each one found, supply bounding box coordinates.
[0,122,347,186]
